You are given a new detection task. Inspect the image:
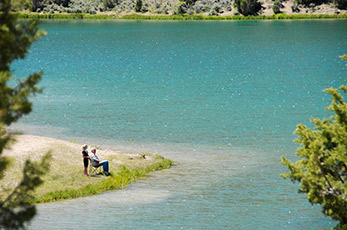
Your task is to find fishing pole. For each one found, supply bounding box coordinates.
[97,138,108,150]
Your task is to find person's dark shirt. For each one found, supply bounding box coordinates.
[82,150,89,167]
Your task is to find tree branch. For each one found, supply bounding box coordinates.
[322,188,346,200]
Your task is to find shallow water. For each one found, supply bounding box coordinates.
[11,19,347,229]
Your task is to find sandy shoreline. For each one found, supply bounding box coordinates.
[2,134,122,159]
[2,134,128,171]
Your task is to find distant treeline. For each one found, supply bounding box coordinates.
[11,0,347,16]
[16,12,347,19]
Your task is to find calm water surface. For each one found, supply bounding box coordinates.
[11,19,347,229]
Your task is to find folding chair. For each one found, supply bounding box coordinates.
[89,160,103,176]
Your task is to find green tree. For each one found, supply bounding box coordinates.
[234,0,262,16]
[281,84,347,229]
[334,0,347,9]
[135,0,142,12]
[30,0,47,12]
[272,0,281,14]
[102,0,115,10]
[0,0,50,228]
[175,1,187,14]
[297,0,329,6]
[184,0,197,8]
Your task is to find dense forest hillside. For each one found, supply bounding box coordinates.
[11,0,347,16]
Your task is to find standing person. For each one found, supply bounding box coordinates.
[81,144,89,176]
[89,148,110,176]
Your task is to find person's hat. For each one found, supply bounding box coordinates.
[91,147,96,152]
[82,144,88,149]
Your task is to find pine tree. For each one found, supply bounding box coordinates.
[281,84,347,229]
[0,0,50,228]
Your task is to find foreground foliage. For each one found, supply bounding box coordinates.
[0,0,49,229]
[281,83,347,229]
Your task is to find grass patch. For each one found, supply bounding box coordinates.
[0,135,174,203]
[14,12,347,20]
[15,13,119,19]
[35,158,173,203]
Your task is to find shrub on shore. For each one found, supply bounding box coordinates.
[296,0,329,6]
[334,0,347,9]
[10,0,347,15]
[12,0,238,15]
[14,11,347,19]
[234,0,262,15]
[291,1,300,12]
[135,0,143,12]
[273,0,282,14]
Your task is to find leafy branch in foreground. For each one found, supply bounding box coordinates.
[0,153,51,229]
[0,0,49,229]
[281,85,347,229]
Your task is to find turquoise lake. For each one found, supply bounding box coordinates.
[11,19,347,229]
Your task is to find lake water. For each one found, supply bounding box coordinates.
[11,19,347,229]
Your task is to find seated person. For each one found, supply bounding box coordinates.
[89,148,110,176]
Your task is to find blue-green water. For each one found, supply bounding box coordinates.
[12,20,347,229]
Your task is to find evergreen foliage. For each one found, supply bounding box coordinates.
[281,83,347,229]
[184,0,197,8]
[334,0,347,10]
[291,1,300,12]
[13,11,347,19]
[234,0,262,16]
[9,0,346,15]
[0,0,50,228]
[135,0,143,12]
[175,1,188,14]
[296,0,328,6]
[273,0,281,14]
[103,0,115,10]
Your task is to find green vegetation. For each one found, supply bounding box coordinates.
[0,0,49,228]
[334,0,347,9]
[0,138,174,204]
[175,1,188,14]
[234,0,261,16]
[273,0,282,14]
[14,12,347,20]
[15,12,120,19]
[10,0,346,17]
[281,55,347,229]
[35,157,173,203]
[135,0,143,12]
[103,0,116,10]
[184,0,198,8]
[297,0,328,6]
